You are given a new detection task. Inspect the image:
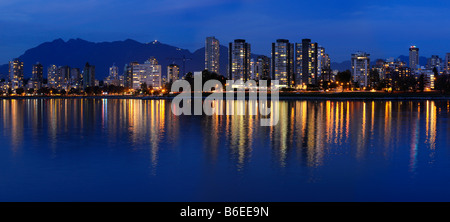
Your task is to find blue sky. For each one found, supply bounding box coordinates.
[1,0,449,64]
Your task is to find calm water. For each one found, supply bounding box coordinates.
[1,98,450,202]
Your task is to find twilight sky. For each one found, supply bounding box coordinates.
[1,0,449,64]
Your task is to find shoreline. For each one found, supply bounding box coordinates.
[1,92,450,101]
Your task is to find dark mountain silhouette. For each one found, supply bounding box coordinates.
[0,38,262,80]
[331,61,352,72]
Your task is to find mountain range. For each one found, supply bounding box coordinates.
[0,38,239,80]
[0,38,430,80]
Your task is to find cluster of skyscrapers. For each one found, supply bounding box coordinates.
[204,37,450,90]
[3,37,450,94]
[221,38,331,88]
[4,60,96,92]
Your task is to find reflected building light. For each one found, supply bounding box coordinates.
[409,102,420,173]
[102,99,107,128]
[325,101,331,143]
[273,101,289,167]
[427,101,437,151]
[338,101,343,144]
[345,101,350,143]
[370,101,375,137]
[356,102,367,159]
[384,101,392,150]
[10,100,24,152]
[149,100,160,174]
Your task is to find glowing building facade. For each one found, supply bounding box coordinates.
[205,36,220,74]
[228,39,251,82]
[295,39,318,87]
[409,46,419,70]
[8,58,24,90]
[351,52,370,87]
[271,39,294,87]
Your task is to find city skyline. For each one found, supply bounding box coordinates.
[2,36,446,94]
[1,0,450,65]
[3,0,450,212]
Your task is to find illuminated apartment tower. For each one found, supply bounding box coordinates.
[228,39,251,81]
[351,52,370,87]
[144,57,162,89]
[104,65,119,86]
[427,55,443,75]
[446,53,450,75]
[31,62,44,89]
[167,64,180,83]
[295,39,318,87]
[83,62,96,89]
[271,39,294,87]
[205,36,220,74]
[8,58,24,90]
[409,46,419,70]
[249,58,256,80]
[316,46,332,82]
[70,68,82,88]
[427,55,442,69]
[109,65,118,80]
[56,65,70,90]
[125,58,162,89]
[255,56,270,80]
[47,65,57,88]
[124,62,139,89]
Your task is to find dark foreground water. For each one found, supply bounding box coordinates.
[1,99,450,202]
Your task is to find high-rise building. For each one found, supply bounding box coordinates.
[351,52,370,87]
[228,39,251,82]
[124,62,139,89]
[83,62,96,89]
[250,57,270,81]
[70,68,82,88]
[47,65,57,88]
[295,39,318,87]
[56,65,70,90]
[124,58,162,89]
[255,56,270,80]
[104,65,120,86]
[427,55,443,75]
[271,39,294,87]
[31,62,44,89]
[323,54,333,81]
[317,46,325,80]
[109,65,118,80]
[317,47,332,82]
[167,64,180,83]
[427,55,442,69]
[250,58,256,80]
[143,57,162,89]
[205,36,220,74]
[409,46,419,70]
[445,53,450,75]
[8,58,24,90]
